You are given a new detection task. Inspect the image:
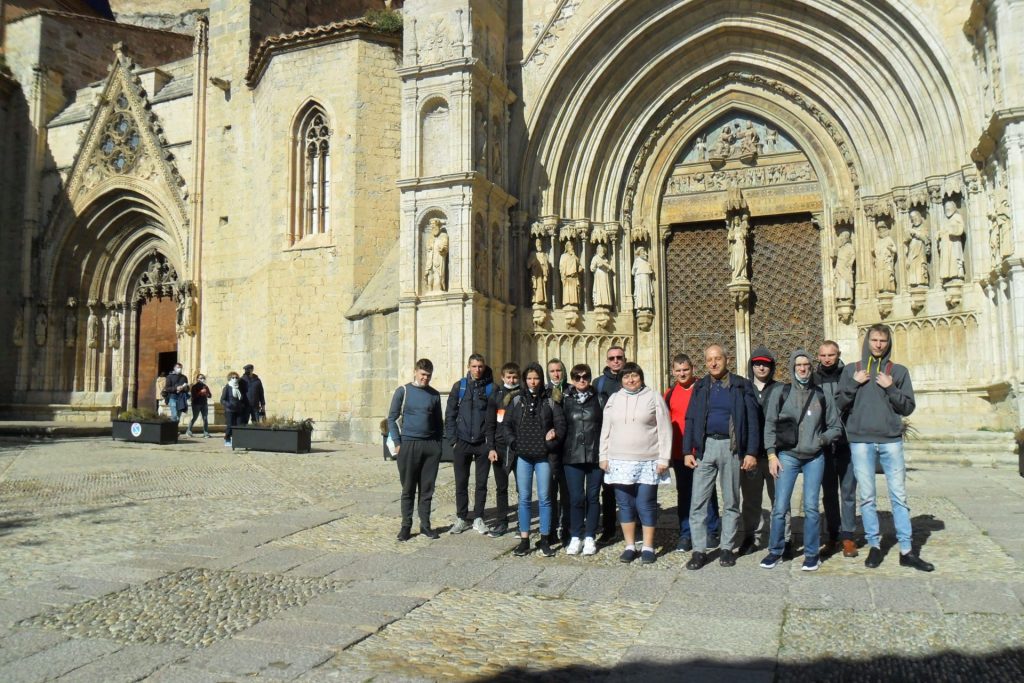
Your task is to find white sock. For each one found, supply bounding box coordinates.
[642,545,654,553]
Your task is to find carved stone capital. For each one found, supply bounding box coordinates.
[592,306,612,330]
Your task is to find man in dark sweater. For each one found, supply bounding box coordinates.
[836,324,933,572]
[595,345,626,544]
[445,353,498,535]
[814,340,858,557]
[242,364,266,423]
[387,358,444,541]
[485,362,521,537]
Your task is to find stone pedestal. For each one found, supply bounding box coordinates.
[909,286,928,315]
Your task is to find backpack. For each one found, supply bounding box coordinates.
[457,376,494,404]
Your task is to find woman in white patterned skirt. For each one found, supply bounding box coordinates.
[599,362,673,565]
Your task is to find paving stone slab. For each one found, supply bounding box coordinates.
[54,642,190,682]
[337,579,444,600]
[0,599,50,627]
[658,590,786,619]
[309,590,426,616]
[184,639,334,680]
[0,628,67,666]
[784,575,873,611]
[285,552,359,578]
[472,560,543,593]
[0,636,122,683]
[562,567,632,603]
[234,618,371,650]
[614,568,679,604]
[141,664,238,682]
[233,547,328,574]
[867,577,943,612]
[277,603,400,631]
[638,616,781,658]
[932,579,1024,614]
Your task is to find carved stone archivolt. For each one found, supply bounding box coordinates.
[134,253,179,302]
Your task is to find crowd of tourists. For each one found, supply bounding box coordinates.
[160,363,266,446]
[385,322,934,572]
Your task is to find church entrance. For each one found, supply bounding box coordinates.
[134,296,178,411]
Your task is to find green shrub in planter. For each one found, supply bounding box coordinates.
[232,416,314,454]
[112,408,179,445]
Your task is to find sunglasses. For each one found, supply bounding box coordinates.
[571,373,591,381]
[607,355,625,361]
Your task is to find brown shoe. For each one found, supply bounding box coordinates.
[842,539,858,558]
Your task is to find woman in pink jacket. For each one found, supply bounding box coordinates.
[599,362,673,564]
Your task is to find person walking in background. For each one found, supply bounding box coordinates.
[242,364,265,423]
[187,373,212,438]
[504,362,565,557]
[387,358,444,542]
[665,354,721,552]
[759,350,841,572]
[599,362,672,565]
[164,363,189,425]
[220,371,246,447]
[560,363,605,557]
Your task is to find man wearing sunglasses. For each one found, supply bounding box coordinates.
[595,346,627,544]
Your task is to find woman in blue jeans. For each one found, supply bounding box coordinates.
[503,363,565,557]
[560,364,606,556]
[598,362,673,565]
[760,351,842,571]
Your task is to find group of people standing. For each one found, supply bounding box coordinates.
[385,322,934,572]
[160,363,267,446]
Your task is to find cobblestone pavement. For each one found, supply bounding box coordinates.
[0,435,1022,681]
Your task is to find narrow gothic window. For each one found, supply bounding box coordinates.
[293,105,331,240]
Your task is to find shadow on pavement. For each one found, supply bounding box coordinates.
[482,648,1024,682]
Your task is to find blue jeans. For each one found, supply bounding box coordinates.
[564,463,603,539]
[850,441,912,553]
[770,452,825,559]
[613,483,659,528]
[670,460,720,540]
[516,458,552,535]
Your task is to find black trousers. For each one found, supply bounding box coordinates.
[224,410,246,440]
[490,457,510,525]
[601,482,618,536]
[549,462,571,537]
[453,440,491,521]
[397,439,441,529]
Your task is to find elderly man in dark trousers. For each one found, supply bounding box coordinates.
[682,344,761,570]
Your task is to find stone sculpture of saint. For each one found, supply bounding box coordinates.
[424,218,449,292]
[729,215,749,282]
[558,241,583,307]
[34,308,47,347]
[527,238,550,305]
[873,221,897,294]
[904,209,930,287]
[65,307,77,348]
[939,200,965,283]
[632,246,655,310]
[107,310,121,349]
[738,121,760,156]
[87,309,100,349]
[833,230,856,301]
[590,244,615,308]
[710,125,734,159]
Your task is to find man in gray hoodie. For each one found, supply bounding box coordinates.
[759,350,841,571]
[836,324,934,572]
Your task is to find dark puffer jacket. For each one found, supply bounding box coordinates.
[560,387,606,466]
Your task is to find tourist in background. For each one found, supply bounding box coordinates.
[187,373,212,438]
[219,371,246,447]
[599,362,672,565]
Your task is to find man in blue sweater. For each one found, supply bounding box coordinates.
[836,324,933,571]
[387,358,444,542]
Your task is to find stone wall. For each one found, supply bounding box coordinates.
[0,75,27,403]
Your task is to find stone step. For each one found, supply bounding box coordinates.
[905,431,1018,469]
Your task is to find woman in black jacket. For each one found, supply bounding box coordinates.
[503,362,566,558]
[219,371,245,447]
[561,363,606,556]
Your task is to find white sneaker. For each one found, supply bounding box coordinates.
[565,537,582,555]
[472,517,489,535]
[582,537,597,556]
[185,430,193,437]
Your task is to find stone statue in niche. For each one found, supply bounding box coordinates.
[695,135,706,161]
[424,218,450,292]
[107,310,121,349]
[872,221,897,294]
[833,230,856,301]
[590,243,615,308]
[87,308,100,349]
[34,307,47,347]
[558,241,583,307]
[527,238,550,305]
[64,304,77,348]
[474,108,487,174]
[728,214,750,282]
[13,306,24,347]
[737,121,759,159]
[939,199,965,283]
[904,209,930,287]
[709,125,734,159]
[765,128,778,153]
[632,246,655,310]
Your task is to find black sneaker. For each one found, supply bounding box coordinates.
[899,551,934,572]
[513,538,531,556]
[546,531,560,547]
[782,542,795,560]
[686,551,707,570]
[537,539,556,557]
[419,526,440,540]
[719,549,736,567]
[865,546,883,569]
[759,552,782,569]
[487,524,508,538]
[619,548,638,563]
[640,549,656,565]
[738,537,756,556]
[675,536,693,553]
[396,526,412,542]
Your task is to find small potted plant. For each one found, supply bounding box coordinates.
[112,408,179,445]
[231,416,314,454]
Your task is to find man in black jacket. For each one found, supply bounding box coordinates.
[242,364,265,423]
[814,340,858,558]
[445,353,498,535]
[485,362,521,537]
[595,346,626,544]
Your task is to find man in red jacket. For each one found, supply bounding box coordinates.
[665,354,720,552]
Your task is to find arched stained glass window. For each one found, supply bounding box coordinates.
[293,105,331,241]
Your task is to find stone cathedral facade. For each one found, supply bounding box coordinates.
[0,1,1021,460]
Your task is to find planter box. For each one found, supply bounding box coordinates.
[231,425,312,454]
[112,419,179,445]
